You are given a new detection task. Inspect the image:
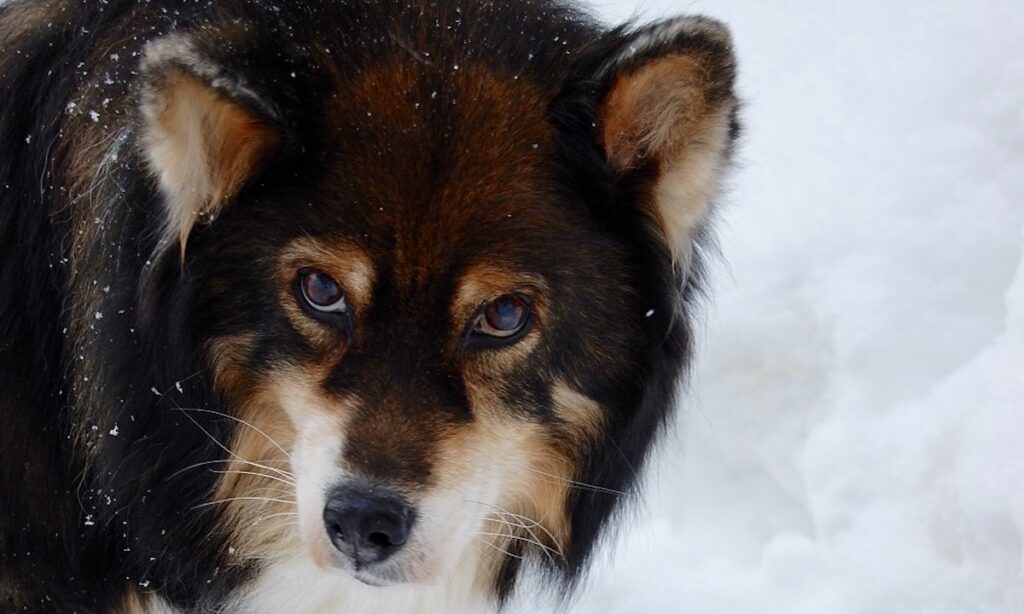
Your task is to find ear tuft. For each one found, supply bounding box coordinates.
[597,17,738,265]
[140,35,280,257]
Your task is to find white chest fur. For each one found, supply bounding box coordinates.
[224,554,497,614]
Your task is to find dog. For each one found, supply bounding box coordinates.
[0,0,738,611]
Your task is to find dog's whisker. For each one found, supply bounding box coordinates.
[483,512,521,536]
[170,407,295,481]
[209,469,296,487]
[515,523,562,565]
[485,513,561,556]
[253,511,299,522]
[486,509,542,528]
[474,536,524,560]
[481,512,559,561]
[476,531,562,561]
[244,485,297,498]
[523,467,626,497]
[248,521,301,539]
[464,499,565,558]
[464,499,565,563]
[166,459,294,484]
[174,407,292,460]
[484,520,564,564]
[483,513,538,535]
[192,496,296,510]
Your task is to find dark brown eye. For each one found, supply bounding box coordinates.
[298,270,347,313]
[474,295,530,339]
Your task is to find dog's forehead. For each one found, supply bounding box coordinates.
[325,63,558,213]
[308,61,570,284]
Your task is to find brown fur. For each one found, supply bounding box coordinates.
[324,62,561,288]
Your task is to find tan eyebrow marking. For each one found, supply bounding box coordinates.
[277,237,376,351]
[451,264,549,361]
[451,264,548,325]
[278,237,376,314]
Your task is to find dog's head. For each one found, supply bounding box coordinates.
[135,7,736,597]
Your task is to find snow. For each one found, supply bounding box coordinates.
[544,1,1024,613]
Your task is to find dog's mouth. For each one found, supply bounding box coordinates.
[351,571,388,587]
[309,533,414,586]
[349,565,408,587]
[321,538,415,583]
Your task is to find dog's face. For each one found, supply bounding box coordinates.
[137,14,736,593]
[192,66,636,587]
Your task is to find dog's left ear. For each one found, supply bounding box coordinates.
[139,35,281,256]
[565,17,739,265]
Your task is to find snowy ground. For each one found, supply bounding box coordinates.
[536,1,1024,613]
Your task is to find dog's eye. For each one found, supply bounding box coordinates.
[473,295,530,339]
[298,270,348,313]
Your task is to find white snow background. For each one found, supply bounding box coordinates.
[517,1,1024,613]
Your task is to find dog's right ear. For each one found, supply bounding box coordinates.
[553,17,738,268]
[140,35,281,257]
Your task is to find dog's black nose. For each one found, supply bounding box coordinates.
[322,486,414,567]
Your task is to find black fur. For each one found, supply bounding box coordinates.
[0,0,736,610]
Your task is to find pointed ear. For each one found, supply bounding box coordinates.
[595,17,738,265]
[140,35,281,255]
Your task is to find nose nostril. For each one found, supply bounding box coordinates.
[367,531,392,548]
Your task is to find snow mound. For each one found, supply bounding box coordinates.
[555,1,1024,612]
